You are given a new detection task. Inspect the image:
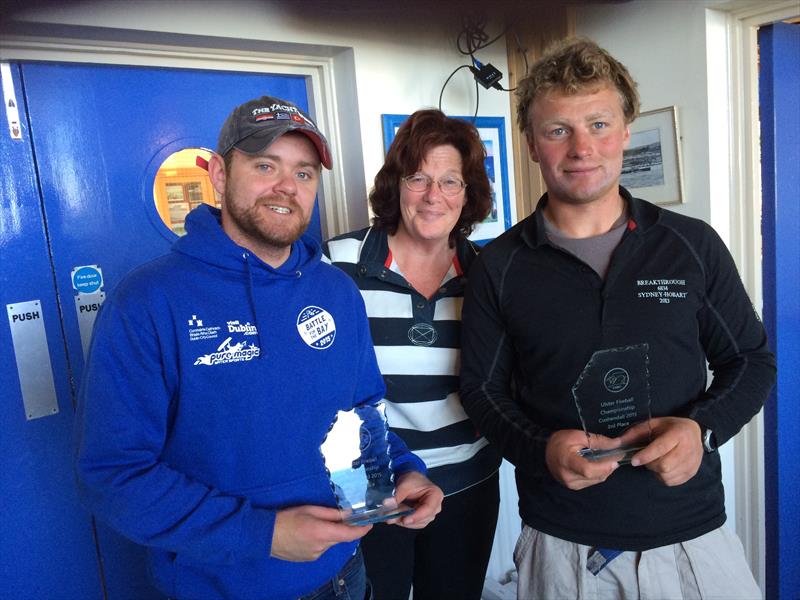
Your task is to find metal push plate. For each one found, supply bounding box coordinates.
[6,300,59,420]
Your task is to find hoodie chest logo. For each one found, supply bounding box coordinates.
[193,336,260,366]
[189,314,260,366]
[187,314,221,341]
[297,306,336,350]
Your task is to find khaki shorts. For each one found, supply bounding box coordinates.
[513,524,761,600]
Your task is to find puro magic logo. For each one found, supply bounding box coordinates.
[193,336,260,366]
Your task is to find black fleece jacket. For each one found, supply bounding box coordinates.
[460,187,776,550]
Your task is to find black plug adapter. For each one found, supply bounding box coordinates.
[470,63,503,89]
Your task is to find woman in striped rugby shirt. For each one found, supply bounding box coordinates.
[324,109,501,600]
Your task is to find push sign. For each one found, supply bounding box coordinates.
[71,265,106,359]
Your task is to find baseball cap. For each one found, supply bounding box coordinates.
[216,95,332,169]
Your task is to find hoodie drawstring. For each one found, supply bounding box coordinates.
[243,252,267,360]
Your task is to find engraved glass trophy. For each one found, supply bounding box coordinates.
[320,403,414,526]
[571,343,652,463]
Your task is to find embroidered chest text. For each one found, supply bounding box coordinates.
[635,279,688,304]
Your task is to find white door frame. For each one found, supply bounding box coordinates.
[713,0,799,588]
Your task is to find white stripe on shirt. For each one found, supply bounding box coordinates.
[416,438,490,469]
[384,393,467,432]
[326,236,364,263]
[360,289,413,319]
[374,345,460,376]
[433,296,463,321]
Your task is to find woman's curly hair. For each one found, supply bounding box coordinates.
[370,109,492,246]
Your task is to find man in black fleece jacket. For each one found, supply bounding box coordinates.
[460,38,775,599]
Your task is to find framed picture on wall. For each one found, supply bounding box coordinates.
[621,106,684,205]
[381,114,512,243]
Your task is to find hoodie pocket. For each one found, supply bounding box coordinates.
[227,471,336,509]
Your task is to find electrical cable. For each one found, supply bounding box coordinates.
[439,14,523,114]
[438,64,473,112]
[455,14,514,99]
[456,16,484,56]
[492,30,531,92]
[456,14,508,57]
[472,77,479,122]
[513,30,530,76]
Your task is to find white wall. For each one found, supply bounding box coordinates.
[576,0,720,224]
[9,0,518,231]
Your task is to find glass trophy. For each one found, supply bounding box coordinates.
[320,403,415,526]
[571,343,652,464]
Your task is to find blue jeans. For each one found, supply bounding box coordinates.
[299,548,371,600]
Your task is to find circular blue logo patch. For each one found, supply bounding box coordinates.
[296,306,336,350]
[72,266,103,294]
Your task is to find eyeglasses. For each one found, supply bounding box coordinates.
[401,174,467,197]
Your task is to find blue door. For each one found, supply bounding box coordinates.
[759,21,800,600]
[2,61,314,599]
[1,61,102,600]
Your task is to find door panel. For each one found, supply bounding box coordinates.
[1,62,102,600]
[22,61,312,378]
[4,61,315,598]
[759,21,800,600]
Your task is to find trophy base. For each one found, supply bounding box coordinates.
[578,445,645,465]
[342,503,415,526]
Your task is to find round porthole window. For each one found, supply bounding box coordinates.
[153,148,218,236]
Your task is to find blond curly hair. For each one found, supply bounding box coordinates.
[516,37,640,136]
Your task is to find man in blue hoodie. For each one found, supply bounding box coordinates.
[75,96,443,600]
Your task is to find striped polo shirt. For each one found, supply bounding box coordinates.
[323,227,501,496]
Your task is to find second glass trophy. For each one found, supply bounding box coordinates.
[571,343,652,463]
[320,403,415,526]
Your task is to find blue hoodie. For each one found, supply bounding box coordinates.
[75,205,425,600]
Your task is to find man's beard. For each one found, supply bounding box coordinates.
[225,190,310,250]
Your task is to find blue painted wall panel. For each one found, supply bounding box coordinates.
[759,22,800,600]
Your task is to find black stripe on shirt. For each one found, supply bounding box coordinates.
[391,420,481,451]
